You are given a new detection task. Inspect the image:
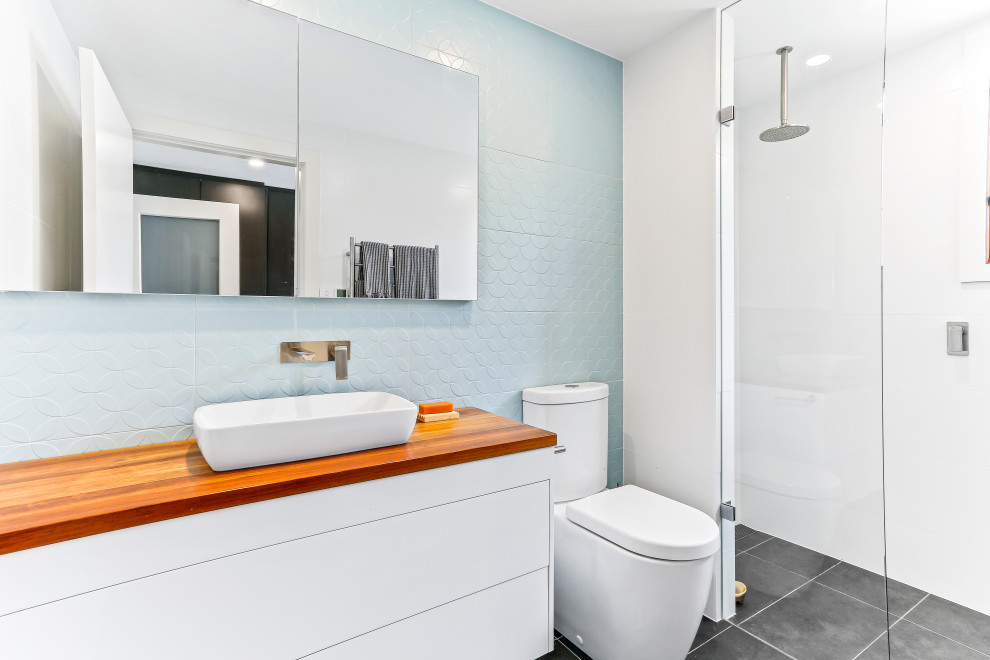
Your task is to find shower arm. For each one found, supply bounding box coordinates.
[778,46,792,125]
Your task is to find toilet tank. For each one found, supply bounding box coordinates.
[522,383,609,503]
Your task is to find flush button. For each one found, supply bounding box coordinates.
[947,322,969,356]
[565,384,579,388]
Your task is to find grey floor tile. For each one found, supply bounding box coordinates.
[557,636,593,660]
[688,625,792,659]
[737,524,757,541]
[740,581,889,660]
[737,531,774,554]
[905,595,990,655]
[858,620,989,660]
[816,562,927,617]
[692,617,733,651]
[735,552,809,623]
[540,638,580,659]
[747,537,840,578]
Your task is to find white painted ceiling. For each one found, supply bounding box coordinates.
[481,0,720,60]
[484,0,990,64]
[729,0,990,108]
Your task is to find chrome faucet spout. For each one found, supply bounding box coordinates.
[289,347,317,362]
[334,344,349,380]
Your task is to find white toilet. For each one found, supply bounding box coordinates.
[523,383,720,660]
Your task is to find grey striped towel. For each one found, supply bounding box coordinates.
[360,241,392,298]
[394,245,438,299]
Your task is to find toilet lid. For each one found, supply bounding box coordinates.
[565,485,720,561]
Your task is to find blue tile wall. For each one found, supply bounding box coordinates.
[0,0,622,483]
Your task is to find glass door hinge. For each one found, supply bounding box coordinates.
[720,502,736,522]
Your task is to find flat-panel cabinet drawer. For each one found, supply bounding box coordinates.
[310,568,550,660]
[0,482,550,660]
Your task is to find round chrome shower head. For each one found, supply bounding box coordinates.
[759,123,810,142]
[761,45,810,142]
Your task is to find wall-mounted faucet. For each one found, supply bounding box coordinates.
[333,344,348,380]
[280,341,351,380]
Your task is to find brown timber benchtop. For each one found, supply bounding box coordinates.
[0,408,556,556]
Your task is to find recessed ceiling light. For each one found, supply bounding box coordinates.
[248,158,265,168]
[805,54,831,67]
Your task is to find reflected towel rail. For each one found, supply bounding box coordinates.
[346,236,439,298]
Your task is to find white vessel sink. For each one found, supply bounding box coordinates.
[193,392,418,471]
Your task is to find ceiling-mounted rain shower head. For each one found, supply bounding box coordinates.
[760,46,810,142]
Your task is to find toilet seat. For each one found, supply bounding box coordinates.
[565,485,720,561]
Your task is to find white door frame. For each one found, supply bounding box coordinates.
[133,194,240,295]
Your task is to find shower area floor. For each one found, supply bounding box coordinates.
[688,525,990,659]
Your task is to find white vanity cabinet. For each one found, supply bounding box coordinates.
[0,449,554,660]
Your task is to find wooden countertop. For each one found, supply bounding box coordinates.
[0,408,556,556]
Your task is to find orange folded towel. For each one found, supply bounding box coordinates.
[419,401,454,415]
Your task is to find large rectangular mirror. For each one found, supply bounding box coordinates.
[298,21,479,300]
[4,0,478,300]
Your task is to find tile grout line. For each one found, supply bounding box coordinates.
[812,580,904,617]
[732,622,802,660]
[897,595,990,659]
[849,629,888,660]
[478,225,622,249]
[846,595,928,660]
[898,593,928,621]
[688,622,735,654]
[732,562,840,627]
[850,594,990,660]
[480,145,622,181]
[737,535,773,554]
[739,546,818,581]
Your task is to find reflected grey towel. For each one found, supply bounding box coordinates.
[360,241,392,298]
[394,245,438,299]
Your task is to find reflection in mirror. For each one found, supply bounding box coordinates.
[6,0,299,295]
[7,0,479,299]
[298,22,479,300]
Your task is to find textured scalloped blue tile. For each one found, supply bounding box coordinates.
[550,34,622,112]
[478,230,551,312]
[194,298,300,406]
[0,293,195,445]
[608,448,623,488]
[0,425,194,463]
[551,239,622,313]
[479,148,552,235]
[409,309,550,400]
[295,302,410,397]
[478,65,551,160]
[551,91,623,178]
[259,0,411,52]
[607,380,622,451]
[551,164,622,244]
[451,390,522,422]
[409,42,483,74]
[411,0,551,84]
[550,312,622,383]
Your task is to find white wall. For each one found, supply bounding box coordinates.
[882,17,990,616]
[622,10,722,618]
[1,0,82,291]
